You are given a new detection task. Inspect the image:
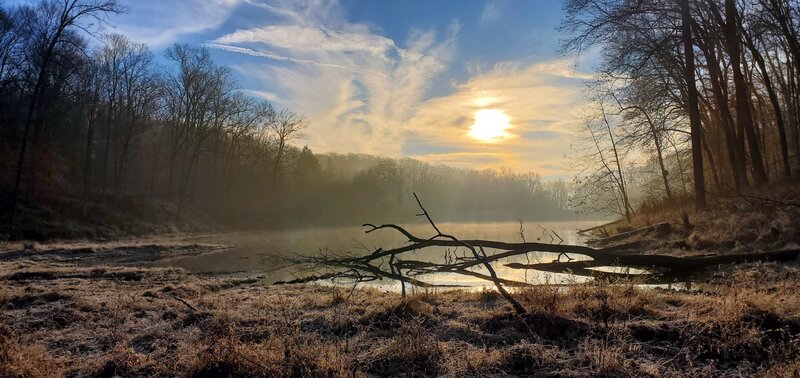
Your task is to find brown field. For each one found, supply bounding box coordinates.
[1,247,799,377]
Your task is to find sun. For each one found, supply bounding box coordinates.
[468,109,511,142]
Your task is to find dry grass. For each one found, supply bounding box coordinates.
[601,183,800,257]
[1,257,799,377]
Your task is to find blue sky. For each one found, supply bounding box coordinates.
[12,0,595,178]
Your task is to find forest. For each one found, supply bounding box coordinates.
[565,0,800,219]
[0,1,576,239]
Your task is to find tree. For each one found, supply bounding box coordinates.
[720,0,767,186]
[270,109,307,183]
[558,0,800,212]
[107,34,159,196]
[680,0,706,209]
[294,146,321,187]
[163,44,215,200]
[9,0,120,222]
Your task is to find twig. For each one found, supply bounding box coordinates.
[551,230,564,244]
[173,296,198,313]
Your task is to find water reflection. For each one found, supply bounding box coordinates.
[161,221,611,288]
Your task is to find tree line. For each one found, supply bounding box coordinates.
[562,0,800,217]
[0,0,578,234]
[312,154,576,225]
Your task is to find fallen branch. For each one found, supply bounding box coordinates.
[275,195,800,303]
[411,193,527,314]
[505,249,800,283]
[577,219,624,235]
[586,222,671,246]
[173,296,199,313]
[721,192,800,209]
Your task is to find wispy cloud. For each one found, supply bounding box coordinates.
[207,0,586,177]
[402,59,588,175]
[214,25,396,56]
[480,1,501,25]
[204,43,349,69]
[109,0,242,47]
[209,0,459,156]
[3,0,242,47]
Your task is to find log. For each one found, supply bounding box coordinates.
[577,219,625,235]
[505,249,800,281]
[586,222,671,246]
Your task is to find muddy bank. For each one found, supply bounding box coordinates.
[0,239,231,267]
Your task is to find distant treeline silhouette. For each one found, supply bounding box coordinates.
[0,1,577,233]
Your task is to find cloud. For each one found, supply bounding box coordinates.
[208,0,586,177]
[411,151,509,168]
[246,89,280,102]
[108,0,241,47]
[214,25,396,56]
[209,0,458,157]
[480,1,501,25]
[1,0,241,47]
[204,43,349,69]
[404,59,588,176]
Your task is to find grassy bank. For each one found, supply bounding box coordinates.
[617,185,800,257]
[0,196,217,241]
[1,252,799,376]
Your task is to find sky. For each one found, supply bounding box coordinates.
[13,0,596,178]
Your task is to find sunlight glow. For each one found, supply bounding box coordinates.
[473,96,498,107]
[468,109,511,142]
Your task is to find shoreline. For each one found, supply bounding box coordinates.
[2,224,800,376]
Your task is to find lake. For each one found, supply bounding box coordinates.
[160,220,607,290]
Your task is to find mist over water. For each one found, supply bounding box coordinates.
[161,220,605,288]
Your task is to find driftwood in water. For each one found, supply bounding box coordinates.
[577,219,624,236]
[506,249,800,283]
[282,218,799,287]
[408,193,527,314]
[586,222,671,246]
[277,196,800,309]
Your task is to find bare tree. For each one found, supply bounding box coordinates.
[680,0,706,209]
[9,0,120,222]
[719,0,767,186]
[270,109,307,182]
[109,34,160,196]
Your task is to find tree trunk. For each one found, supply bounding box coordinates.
[9,26,65,222]
[83,98,98,212]
[724,0,767,186]
[680,0,706,210]
[695,31,747,190]
[744,33,790,178]
[101,97,114,197]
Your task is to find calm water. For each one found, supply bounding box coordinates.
[160,221,608,289]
